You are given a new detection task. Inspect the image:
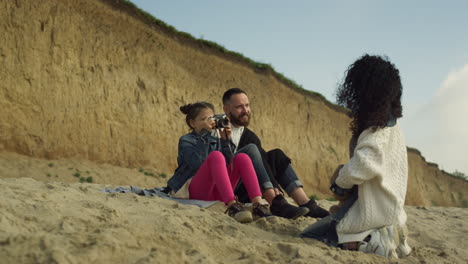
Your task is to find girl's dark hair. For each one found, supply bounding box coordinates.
[336,54,403,137]
[180,102,214,129]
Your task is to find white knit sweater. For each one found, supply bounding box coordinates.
[336,123,408,243]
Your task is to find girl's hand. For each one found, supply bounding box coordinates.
[219,124,232,140]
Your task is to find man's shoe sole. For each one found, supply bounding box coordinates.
[291,207,310,220]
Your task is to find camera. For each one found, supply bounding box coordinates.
[212,114,229,129]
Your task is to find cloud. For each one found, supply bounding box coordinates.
[402,64,468,175]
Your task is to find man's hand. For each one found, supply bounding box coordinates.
[273,188,281,196]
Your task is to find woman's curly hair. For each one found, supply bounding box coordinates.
[336,54,403,137]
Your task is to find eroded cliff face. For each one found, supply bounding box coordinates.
[406,149,467,207]
[0,0,465,206]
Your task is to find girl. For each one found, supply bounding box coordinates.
[166,102,268,223]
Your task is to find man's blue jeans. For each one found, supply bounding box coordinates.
[280,164,303,196]
[236,144,304,199]
[236,143,273,191]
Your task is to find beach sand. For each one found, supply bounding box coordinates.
[0,151,467,263]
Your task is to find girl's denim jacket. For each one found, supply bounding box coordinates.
[167,130,235,193]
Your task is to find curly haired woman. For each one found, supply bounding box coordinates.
[330,54,411,258]
[303,54,411,258]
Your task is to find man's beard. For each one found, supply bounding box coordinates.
[229,112,250,127]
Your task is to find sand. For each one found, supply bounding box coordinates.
[0,151,467,263]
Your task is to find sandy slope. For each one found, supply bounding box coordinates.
[0,152,467,263]
[2,0,466,207]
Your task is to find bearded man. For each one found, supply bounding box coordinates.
[222,88,329,219]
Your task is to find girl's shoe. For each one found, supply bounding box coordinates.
[225,202,253,223]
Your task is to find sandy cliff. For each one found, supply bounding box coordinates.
[0,0,466,206]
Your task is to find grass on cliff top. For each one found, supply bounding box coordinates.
[445,170,468,181]
[120,0,346,111]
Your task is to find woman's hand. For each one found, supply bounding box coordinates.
[330,164,344,185]
[329,164,350,201]
[219,124,232,140]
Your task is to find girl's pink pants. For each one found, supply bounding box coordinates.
[189,151,262,204]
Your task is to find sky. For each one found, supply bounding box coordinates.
[130,0,468,176]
